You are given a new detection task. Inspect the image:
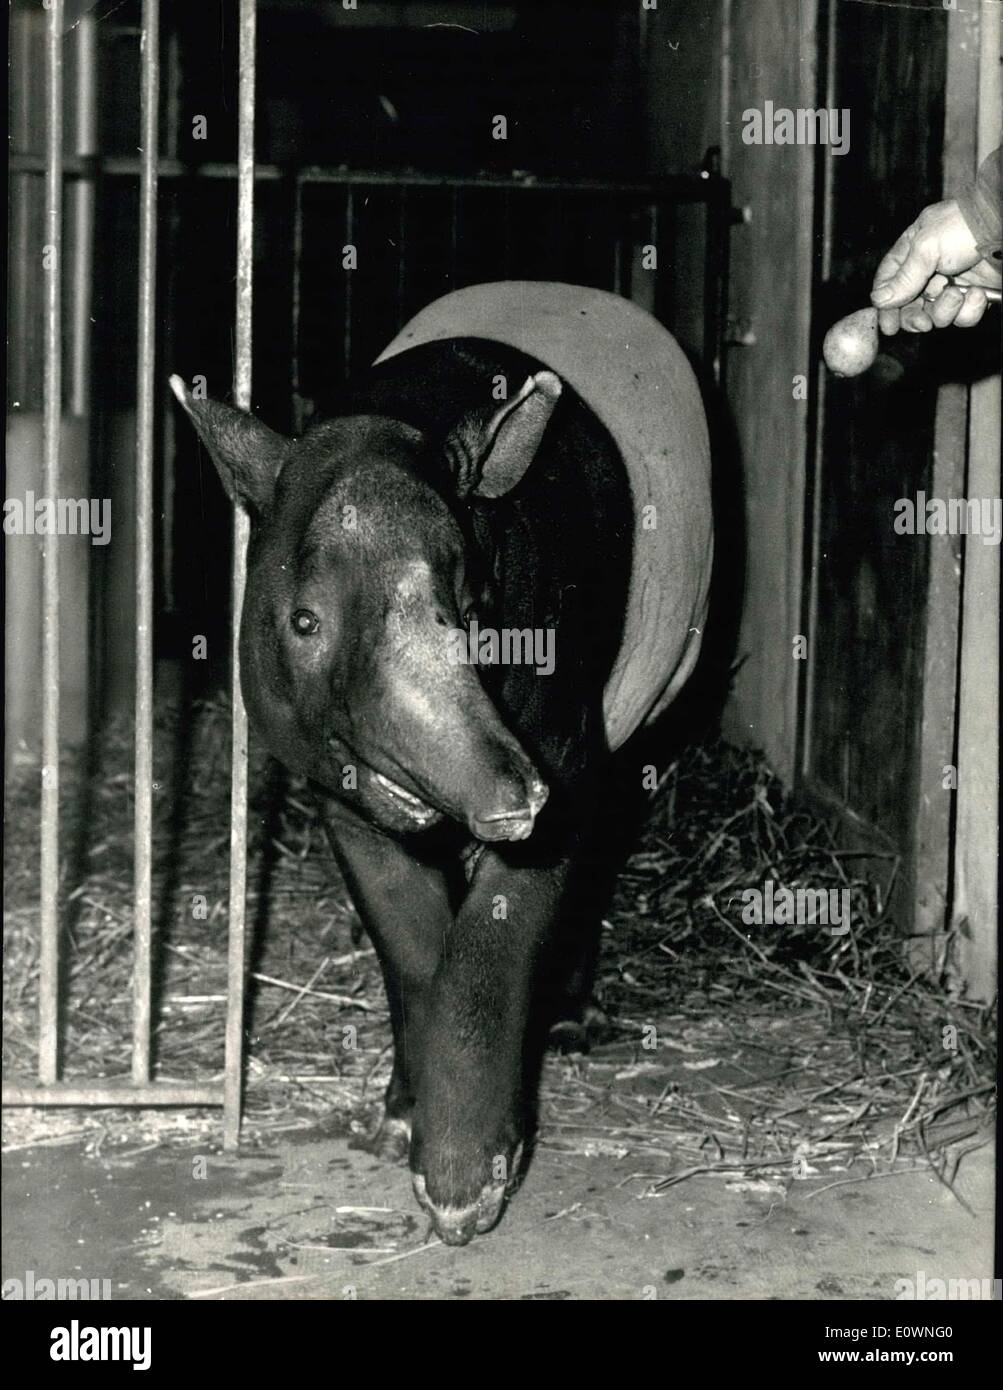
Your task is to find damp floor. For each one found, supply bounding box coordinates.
[2,1121,993,1301]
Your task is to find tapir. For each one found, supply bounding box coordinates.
[171,281,712,1245]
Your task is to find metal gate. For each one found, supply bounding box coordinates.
[3,0,256,1147]
[3,0,731,1145]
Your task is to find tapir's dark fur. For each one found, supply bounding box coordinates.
[174,337,636,1245]
[348,339,634,816]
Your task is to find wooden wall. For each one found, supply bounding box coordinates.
[642,0,818,781]
[803,0,948,856]
[642,0,997,996]
[951,0,1000,1001]
[911,1,980,969]
[719,0,819,781]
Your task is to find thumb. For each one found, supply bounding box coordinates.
[871,228,941,307]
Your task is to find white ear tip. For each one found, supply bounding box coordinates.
[533,370,562,400]
[168,374,188,404]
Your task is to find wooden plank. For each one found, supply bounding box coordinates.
[3,1082,223,1107]
[954,375,1000,1000]
[639,1,723,359]
[909,385,967,966]
[640,0,816,771]
[720,0,818,779]
[952,0,1001,1001]
[908,1,978,968]
[803,0,948,863]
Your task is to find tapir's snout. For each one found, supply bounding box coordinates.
[372,644,550,843]
[469,772,549,842]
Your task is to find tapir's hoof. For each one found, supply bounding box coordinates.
[413,1179,505,1246]
[412,1143,523,1246]
[548,1002,609,1054]
[368,1113,412,1162]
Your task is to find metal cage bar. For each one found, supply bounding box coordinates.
[38,0,65,1089]
[343,186,354,378]
[702,167,731,389]
[132,0,160,1087]
[291,173,305,431]
[10,153,727,199]
[5,7,732,1135]
[3,0,250,1128]
[222,0,257,1150]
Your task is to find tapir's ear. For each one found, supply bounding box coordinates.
[169,374,289,516]
[444,371,562,499]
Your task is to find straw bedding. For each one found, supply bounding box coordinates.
[3,694,994,1203]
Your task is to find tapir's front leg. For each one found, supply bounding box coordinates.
[314,791,452,1158]
[410,848,573,1246]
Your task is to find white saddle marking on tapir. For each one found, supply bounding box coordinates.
[376,281,713,752]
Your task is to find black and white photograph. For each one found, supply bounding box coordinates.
[3,0,999,1326]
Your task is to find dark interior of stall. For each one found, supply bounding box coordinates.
[5,0,997,1225]
[13,0,722,717]
[10,0,999,906]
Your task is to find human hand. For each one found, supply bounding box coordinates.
[870,198,1001,333]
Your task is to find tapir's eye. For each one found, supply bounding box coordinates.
[291,608,320,636]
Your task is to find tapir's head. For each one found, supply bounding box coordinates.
[170,370,560,842]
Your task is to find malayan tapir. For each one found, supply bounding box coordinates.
[171,281,712,1246]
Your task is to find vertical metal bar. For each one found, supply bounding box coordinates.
[69,14,97,419]
[702,181,728,388]
[223,0,257,1150]
[342,186,353,379]
[132,0,160,1085]
[448,185,458,287]
[291,173,303,432]
[798,0,836,782]
[649,200,659,318]
[9,15,34,411]
[161,186,177,612]
[502,189,512,277]
[161,24,184,612]
[39,0,64,1087]
[612,199,623,297]
[164,25,181,159]
[719,0,732,178]
[395,184,407,329]
[711,180,730,389]
[702,195,716,383]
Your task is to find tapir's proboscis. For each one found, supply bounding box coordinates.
[172,282,712,1246]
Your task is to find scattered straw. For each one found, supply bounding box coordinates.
[3,696,995,1201]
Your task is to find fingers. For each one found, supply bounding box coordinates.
[900,299,934,332]
[926,284,988,328]
[863,196,994,348]
[871,227,940,308]
[870,231,916,308]
[953,287,989,327]
[927,284,966,327]
[880,285,990,335]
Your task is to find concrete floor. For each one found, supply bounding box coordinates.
[2,1123,993,1300]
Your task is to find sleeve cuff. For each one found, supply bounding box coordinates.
[956,147,1002,262]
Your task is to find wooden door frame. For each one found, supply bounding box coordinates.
[909,0,999,999]
[906,2,977,976]
[948,0,1000,1001]
[798,0,997,997]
